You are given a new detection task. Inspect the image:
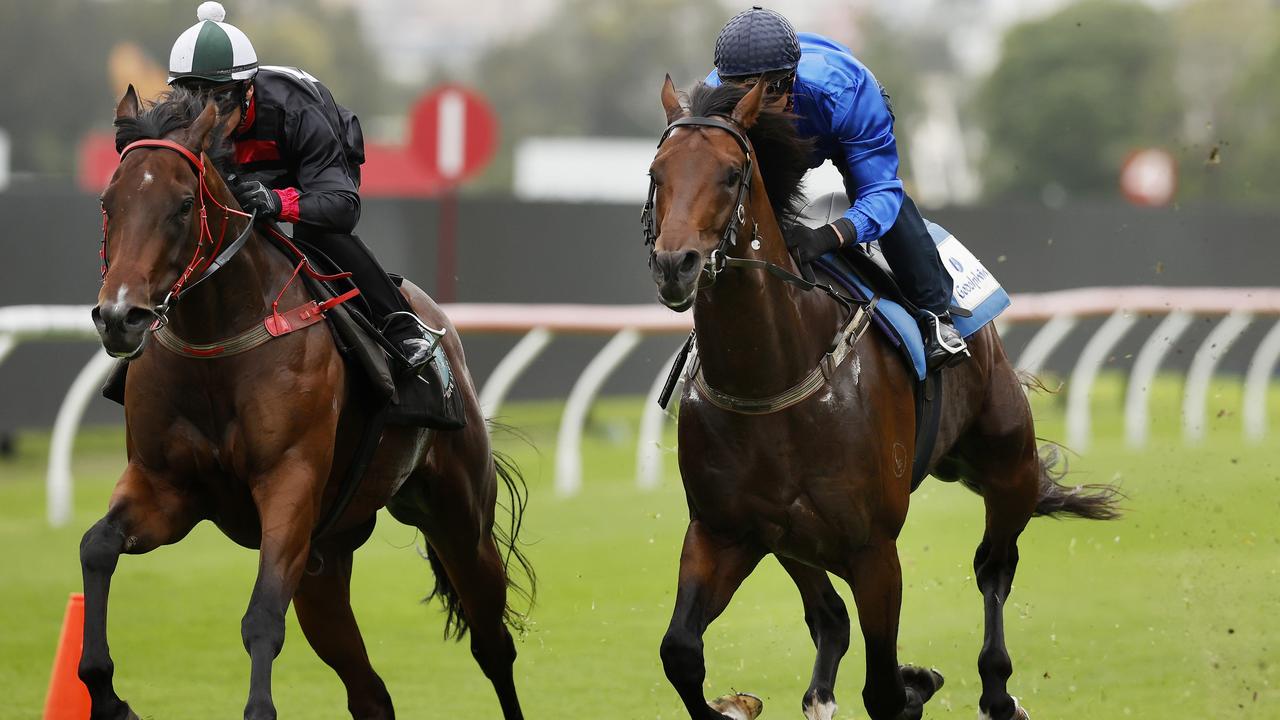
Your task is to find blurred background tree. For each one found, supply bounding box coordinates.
[976,0,1181,202]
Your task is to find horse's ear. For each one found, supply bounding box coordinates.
[661,74,688,125]
[731,78,766,129]
[115,84,141,121]
[186,100,220,152]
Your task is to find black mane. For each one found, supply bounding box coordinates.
[688,82,814,223]
[114,88,235,175]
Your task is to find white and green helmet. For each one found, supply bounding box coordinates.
[167,2,258,84]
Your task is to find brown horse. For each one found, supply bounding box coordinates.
[83,86,532,720]
[645,77,1120,720]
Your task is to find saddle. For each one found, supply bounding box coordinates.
[801,193,1011,488]
[273,231,465,431]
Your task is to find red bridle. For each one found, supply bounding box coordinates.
[103,139,254,317]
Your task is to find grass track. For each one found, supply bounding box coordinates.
[0,374,1276,718]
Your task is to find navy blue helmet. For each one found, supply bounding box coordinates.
[714,6,801,78]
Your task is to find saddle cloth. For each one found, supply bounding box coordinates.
[278,233,464,429]
[802,193,1010,380]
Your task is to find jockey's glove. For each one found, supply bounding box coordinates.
[230,178,282,220]
[784,218,856,264]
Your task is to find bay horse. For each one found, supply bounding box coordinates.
[83,86,533,720]
[645,77,1120,720]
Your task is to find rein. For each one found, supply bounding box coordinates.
[107,139,257,322]
[102,138,359,359]
[644,113,870,414]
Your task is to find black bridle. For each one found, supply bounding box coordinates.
[641,113,851,304]
[642,114,755,288]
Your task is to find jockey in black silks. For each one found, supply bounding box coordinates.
[707,7,968,370]
[163,1,436,371]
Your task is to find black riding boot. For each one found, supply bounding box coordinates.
[295,229,437,372]
[879,196,968,370]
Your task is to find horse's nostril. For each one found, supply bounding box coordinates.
[123,307,155,329]
[678,250,702,275]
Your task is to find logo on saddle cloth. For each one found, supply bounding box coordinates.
[936,234,998,312]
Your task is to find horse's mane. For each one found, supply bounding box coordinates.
[688,82,814,224]
[113,87,235,176]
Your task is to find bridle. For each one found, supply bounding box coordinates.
[642,114,754,289]
[643,111,878,414]
[102,139,256,325]
[640,113,849,301]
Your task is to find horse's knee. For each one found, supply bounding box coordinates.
[978,641,1013,683]
[803,589,851,651]
[348,679,394,720]
[660,628,704,685]
[80,519,126,574]
[241,604,286,658]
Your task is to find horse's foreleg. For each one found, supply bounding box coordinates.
[660,520,763,720]
[779,558,850,720]
[242,468,319,720]
[80,466,199,720]
[848,541,942,720]
[294,548,394,720]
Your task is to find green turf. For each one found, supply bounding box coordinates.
[1,374,1276,719]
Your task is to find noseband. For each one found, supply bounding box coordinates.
[103,139,256,323]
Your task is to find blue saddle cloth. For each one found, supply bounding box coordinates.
[814,221,1010,380]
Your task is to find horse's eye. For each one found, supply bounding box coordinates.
[178,198,195,215]
[725,167,743,186]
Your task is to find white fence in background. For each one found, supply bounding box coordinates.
[4,287,1280,527]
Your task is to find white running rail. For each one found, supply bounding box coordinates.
[3,287,1280,526]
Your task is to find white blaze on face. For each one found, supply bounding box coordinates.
[105,284,131,315]
[139,171,154,190]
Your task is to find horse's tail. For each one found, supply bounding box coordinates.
[425,423,537,642]
[1032,442,1124,520]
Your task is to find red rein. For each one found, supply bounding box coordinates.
[109,139,253,302]
[104,139,361,356]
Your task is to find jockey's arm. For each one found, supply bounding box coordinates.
[288,105,361,234]
[828,78,903,245]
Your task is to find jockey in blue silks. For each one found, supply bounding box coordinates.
[708,6,968,370]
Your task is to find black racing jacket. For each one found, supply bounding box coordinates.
[232,66,365,234]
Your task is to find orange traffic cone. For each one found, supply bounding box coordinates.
[43,592,91,720]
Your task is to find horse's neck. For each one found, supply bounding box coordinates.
[693,183,842,397]
[164,230,281,344]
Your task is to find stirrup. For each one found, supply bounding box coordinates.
[924,312,969,369]
[382,311,446,371]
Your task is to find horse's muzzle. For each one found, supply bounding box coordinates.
[651,249,702,311]
[92,304,155,359]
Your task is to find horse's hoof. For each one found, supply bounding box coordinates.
[708,692,763,720]
[900,664,944,701]
[801,692,837,720]
[979,696,1029,720]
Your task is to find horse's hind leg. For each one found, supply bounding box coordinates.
[294,548,394,719]
[389,464,525,720]
[659,520,764,720]
[846,540,944,720]
[966,434,1038,719]
[79,466,199,720]
[778,559,850,720]
[958,356,1043,720]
